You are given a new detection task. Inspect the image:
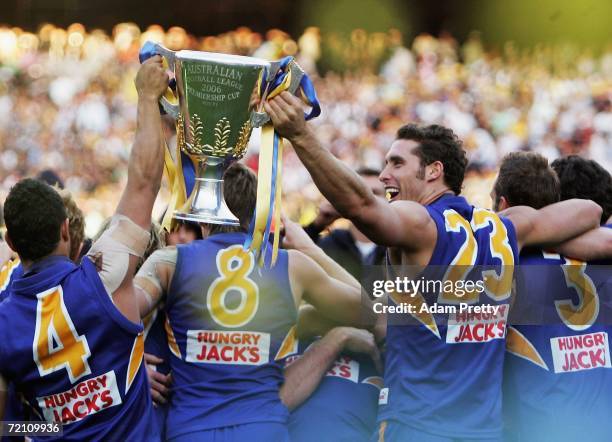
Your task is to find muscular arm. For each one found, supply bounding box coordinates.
[134,247,177,318]
[296,304,341,339]
[280,328,348,410]
[282,215,358,287]
[281,327,380,410]
[92,58,168,323]
[501,199,602,251]
[267,93,436,250]
[115,58,167,231]
[289,250,376,328]
[553,227,612,261]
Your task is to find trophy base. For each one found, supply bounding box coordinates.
[173,211,240,226]
[173,175,240,226]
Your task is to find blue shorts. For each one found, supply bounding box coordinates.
[374,421,501,442]
[168,422,290,442]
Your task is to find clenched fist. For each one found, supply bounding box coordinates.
[135,56,170,102]
[264,91,309,141]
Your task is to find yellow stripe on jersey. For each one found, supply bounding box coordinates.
[506,326,549,370]
[362,376,384,389]
[165,316,182,358]
[378,421,387,442]
[0,258,20,292]
[126,333,145,393]
[390,290,440,339]
[274,326,298,360]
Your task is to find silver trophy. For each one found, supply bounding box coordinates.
[146,42,304,225]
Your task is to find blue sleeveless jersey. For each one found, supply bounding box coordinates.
[0,256,154,442]
[378,194,519,439]
[0,259,25,442]
[287,339,382,442]
[164,232,297,439]
[504,247,612,442]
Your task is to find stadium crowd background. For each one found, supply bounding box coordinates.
[0,23,610,236]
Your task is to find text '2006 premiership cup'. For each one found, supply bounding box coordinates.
[140,41,305,225]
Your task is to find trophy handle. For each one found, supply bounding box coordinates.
[250,60,306,128]
[139,41,180,119]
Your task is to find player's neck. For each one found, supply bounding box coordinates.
[21,251,70,273]
[419,186,454,206]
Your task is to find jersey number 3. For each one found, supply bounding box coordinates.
[33,286,92,383]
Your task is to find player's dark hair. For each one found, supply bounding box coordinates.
[495,152,560,210]
[4,178,67,261]
[208,162,257,235]
[552,155,612,225]
[397,124,467,195]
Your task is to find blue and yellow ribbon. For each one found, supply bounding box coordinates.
[161,143,197,232]
[245,57,320,267]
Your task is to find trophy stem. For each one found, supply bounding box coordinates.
[173,158,240,226]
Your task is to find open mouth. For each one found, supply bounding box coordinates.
[385,187,400,201]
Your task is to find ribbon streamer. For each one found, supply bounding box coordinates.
[245,57,320,267]
[161,138,198,232]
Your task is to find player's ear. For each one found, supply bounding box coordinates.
[498,196,510,211]
[61,218,70,242]
[426,161,443,182]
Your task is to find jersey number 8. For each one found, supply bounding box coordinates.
[207,245,260,328]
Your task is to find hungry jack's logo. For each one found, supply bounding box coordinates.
[551,332,611,373]
[186,330,270,365]
[446,304,509,344]
[37,371,122,424]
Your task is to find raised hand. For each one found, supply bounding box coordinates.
[135,56,170,102]
[334,327,383,374]
[264,91,309,141]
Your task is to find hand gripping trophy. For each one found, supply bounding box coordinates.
[139,41,320,266]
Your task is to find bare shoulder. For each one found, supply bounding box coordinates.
[388,200,437,249]
[498,206,536,243]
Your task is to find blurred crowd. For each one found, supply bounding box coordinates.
[0,23,610,233]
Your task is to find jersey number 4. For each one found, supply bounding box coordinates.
[33,286,92,383]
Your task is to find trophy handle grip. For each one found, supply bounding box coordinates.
[250,60,307,128]
[139,41,180,119]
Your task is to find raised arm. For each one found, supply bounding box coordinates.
[87,58,168,323]
[289,250,376,328]
[266,92,435,250]
[501,199,602,251]
[115,56,168,230]
[281,327,380,410]
[553,227,612,261]
[282,215,357,287]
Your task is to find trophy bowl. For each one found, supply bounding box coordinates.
[143,42,295,225]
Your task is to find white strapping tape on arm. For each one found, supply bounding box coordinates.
[87,214,151,296]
